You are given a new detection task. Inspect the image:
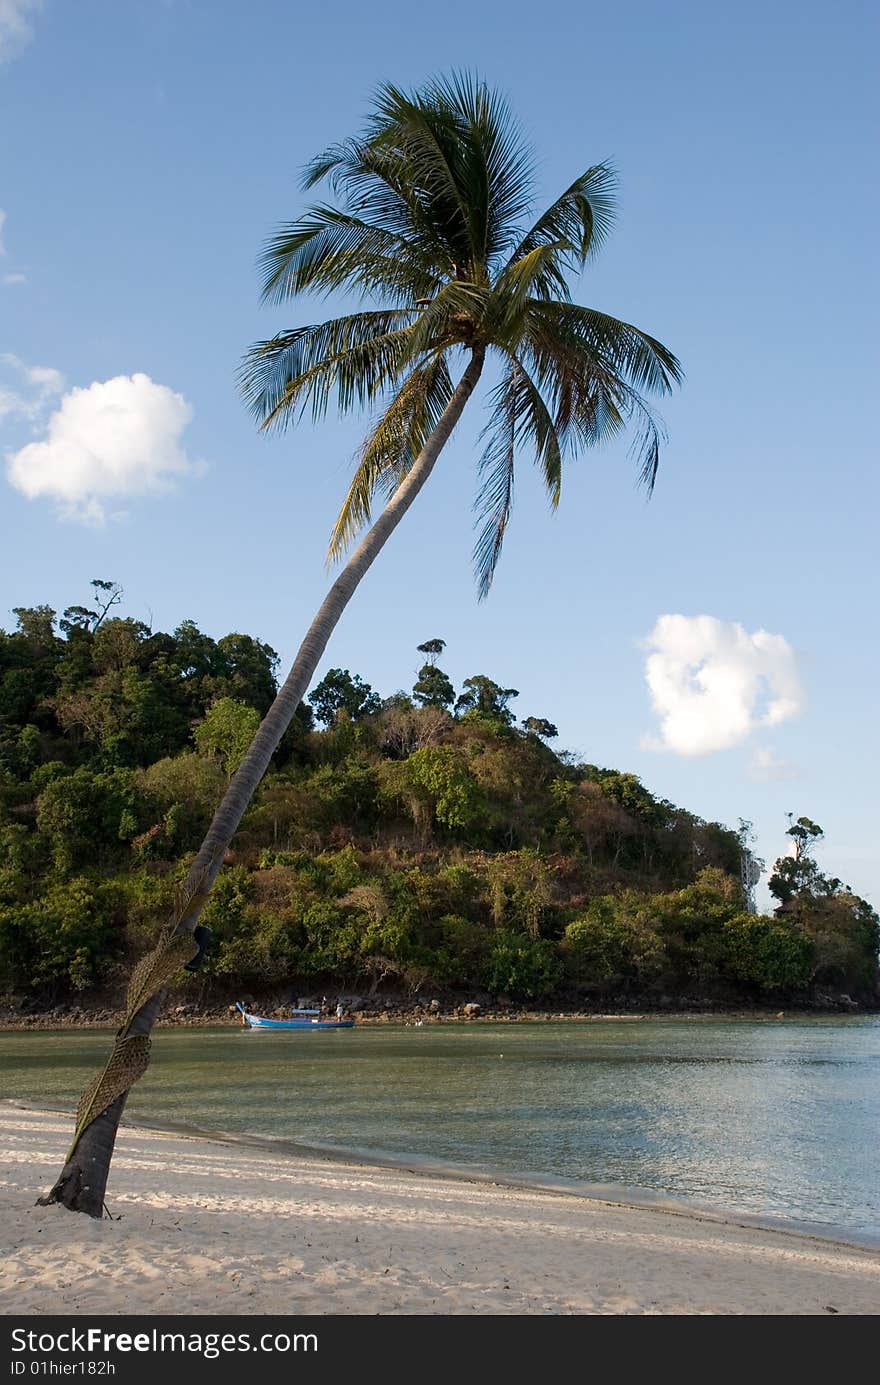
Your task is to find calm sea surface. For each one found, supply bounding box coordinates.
[2,1018,878,1239]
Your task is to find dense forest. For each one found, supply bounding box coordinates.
[1,583,877,1014]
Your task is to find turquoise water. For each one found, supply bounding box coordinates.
[2,1018,878,1239]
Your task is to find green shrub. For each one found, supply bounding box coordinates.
[194,698,261,777]
[563,896,665,988]
[0,877,121,993]
[481,931,563,999]
[722,913,812,991]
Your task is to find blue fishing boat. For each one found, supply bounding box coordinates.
[236,1002,355,1030]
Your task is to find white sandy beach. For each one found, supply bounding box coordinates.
[1,1106,878,1316]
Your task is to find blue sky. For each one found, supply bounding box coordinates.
[1,0,877,906]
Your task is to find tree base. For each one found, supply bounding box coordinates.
[36,1164,104,1218]
[37,1093,127,1218]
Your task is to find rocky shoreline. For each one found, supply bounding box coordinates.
[1,987,873,1030]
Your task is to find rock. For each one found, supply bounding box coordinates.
[429,999,441,1012]
[776,1011,785,1019]
[463,1002,481,1017]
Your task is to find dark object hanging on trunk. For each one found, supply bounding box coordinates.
[183,925,212,972]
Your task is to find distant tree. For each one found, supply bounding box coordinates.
[721,912,812,991]
[380,691,415,711]
[12,605,58,648]
[766,813,879,991]
[59,580,123,637]
[768,815,830,908]
[58,607,96,637]
[173,620,222,683]
[35,767,143,870]
[787,814,824,861]
[89,618,151,674]
[89,580,124,631]
[54,620,191,765]
[379,703,450,757]
[308,669,381,727]
[563,899,657,988]
[194,699,262,778]
[586,768,665,827]
[522,716,558,740]
[416,638,446,665]
[140,753,228,850]
[413,662,455,709]
[800,890,880,992]
[482,932,562,1000]
[380,746,484,839]
[455,675,519,723]
[1,612,60,726]
[213,633,279,713]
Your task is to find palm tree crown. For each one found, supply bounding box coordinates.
[241,73,682,597]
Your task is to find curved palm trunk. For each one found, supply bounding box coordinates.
[40,349,484,1216]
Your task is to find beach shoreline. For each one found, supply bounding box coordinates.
[2,1001,873,1032]
[2,1105,879,1316]
[8,1099,879,1255]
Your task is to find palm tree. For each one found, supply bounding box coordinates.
[40,73,681,1215]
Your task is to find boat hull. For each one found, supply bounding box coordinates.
[239,1009,354,1030]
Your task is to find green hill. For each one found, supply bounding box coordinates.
[1,592,877,1013]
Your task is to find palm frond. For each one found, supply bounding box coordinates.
[508,356,563,506]
[529,301,683,394]
[313,75,535,281]
[402,279,491,358]
[504,164,618,289]
[521,312,667,488]
[239,311,416,430]
[419,73,535,266]
[258,207,442,305]
[328,353,454,561]
[305,138,463,274]
[473,367,517,599]
[491,244,570,327]
[366,82,478,271]
[619,383,667,492]
[472,355,563,597]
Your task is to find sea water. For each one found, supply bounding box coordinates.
[2,1017,877,1240]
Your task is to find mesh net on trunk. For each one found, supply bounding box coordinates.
[64,894,205,1163]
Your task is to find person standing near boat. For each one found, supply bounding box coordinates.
[335,1001,346,1020]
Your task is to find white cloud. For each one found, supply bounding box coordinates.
[0,208,6,254]
[0,352,64,421]
[747,747,799,782]
[641,614,804,756]
[0,1,42,64]
[5,372,200,524]
[3,272,27,286]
